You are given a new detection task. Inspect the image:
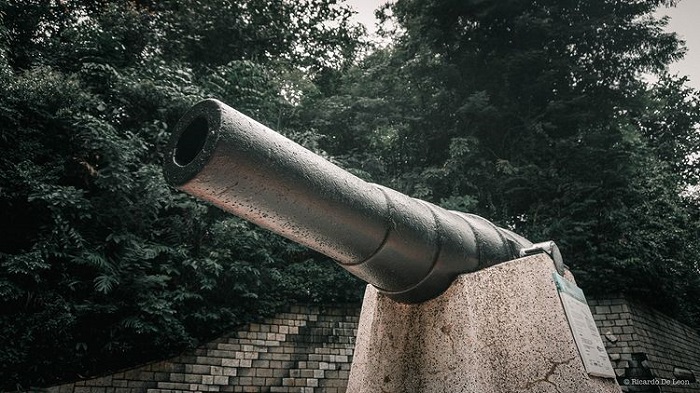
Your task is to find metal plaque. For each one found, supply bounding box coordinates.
[553,272,616,378]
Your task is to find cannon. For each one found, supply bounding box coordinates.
[163,99,561,303]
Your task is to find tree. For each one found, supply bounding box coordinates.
[0,0,364,388]
[311,0,700,326]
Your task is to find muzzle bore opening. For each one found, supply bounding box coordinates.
[174,116,208,166]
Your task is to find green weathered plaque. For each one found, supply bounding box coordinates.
[553,272,616,379]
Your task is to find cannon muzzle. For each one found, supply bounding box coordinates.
[164,99,541,303]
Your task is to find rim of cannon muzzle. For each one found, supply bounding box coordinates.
[164,99,548,303]
[164,104,220,186]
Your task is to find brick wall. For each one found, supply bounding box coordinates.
[42,296,699,393]
[45,305,359,393]
[589,297,700,393]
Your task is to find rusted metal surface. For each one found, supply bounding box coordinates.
[164,99,538,303]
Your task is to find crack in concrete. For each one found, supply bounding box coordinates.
[440,323,458,358]
[522,356,576,393]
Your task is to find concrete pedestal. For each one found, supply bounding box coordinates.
[347,254,621,393]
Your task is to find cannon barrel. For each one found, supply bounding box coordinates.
[164,99,537,303]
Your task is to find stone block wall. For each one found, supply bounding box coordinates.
[589,297,700,393]
[42,295,700,393]
[45,305,359,393]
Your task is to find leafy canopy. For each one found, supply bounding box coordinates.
[0,0,364,388]
[308,0,700,326]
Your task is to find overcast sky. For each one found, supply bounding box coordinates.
[657,0,700,89]
[346,0,700,90]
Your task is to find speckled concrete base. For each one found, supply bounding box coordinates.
[347,254,621,393]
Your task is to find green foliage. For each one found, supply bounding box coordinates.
[2,0,700,388]
[308,0,700,328]
[149,0,364,71]
[0,0,364,389]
